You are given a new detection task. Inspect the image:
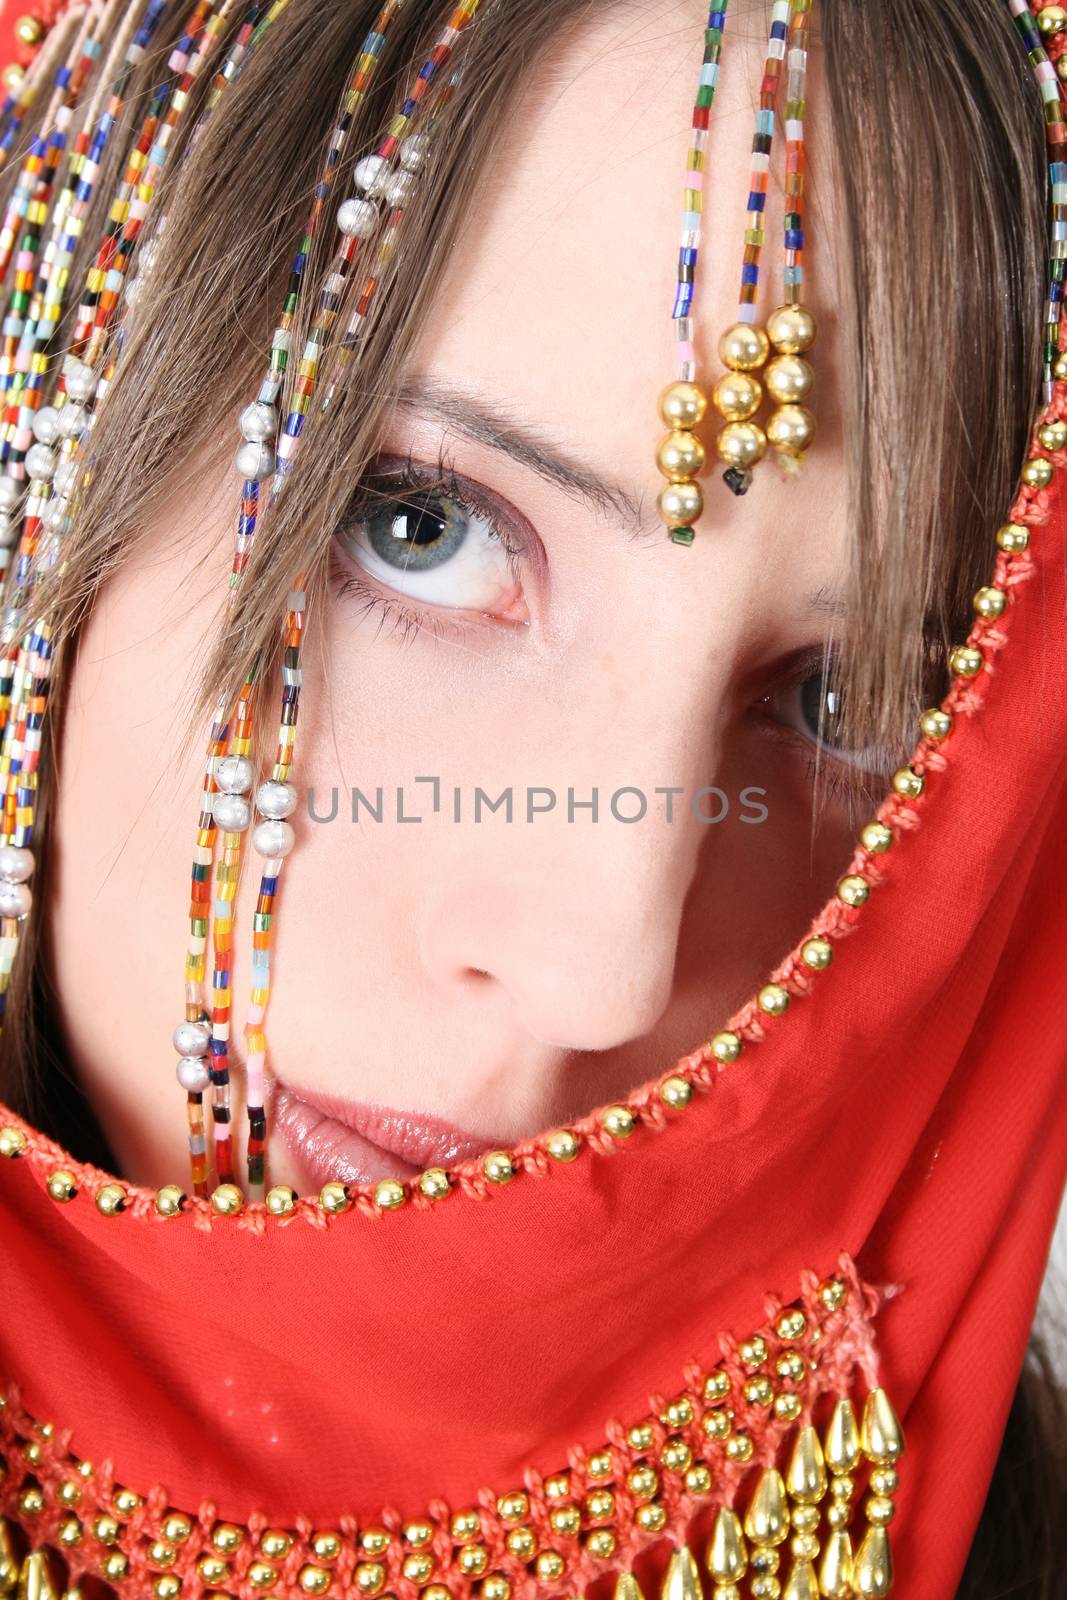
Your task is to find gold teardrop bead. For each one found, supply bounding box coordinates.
[861,1388,905,1464]
[614,1574,646,1600]
[661,1545,704,1600]
[818,1531,853,1598]
[851,1526,893,1596]
[743,1468,789,1545]
[825,1397,861,1473]
[0,1521,17,1595]
[786,1425,827,1504]
[17,1555,59,1600]
[707,1509,747,1582]
[781,1561,819,1600]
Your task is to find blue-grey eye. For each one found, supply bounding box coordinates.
[336,475,526,619]
[767,664,904,776]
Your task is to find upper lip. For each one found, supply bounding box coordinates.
[273,1080,502,1169]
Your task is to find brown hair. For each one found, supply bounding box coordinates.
[0,0,1061,1586]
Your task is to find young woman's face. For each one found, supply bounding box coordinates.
[48,4,871,1190]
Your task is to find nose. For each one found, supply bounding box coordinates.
[416,662,720,1054]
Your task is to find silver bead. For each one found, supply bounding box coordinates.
[255,779,297,819]
[57,404,87,440]
[42,499,67,532]
[25,443,56,482]
[0,845,34,883]
[172,1019,211,1056]
[354,153,388,196]
[31,406,59,446]
[252,818,295,859]
[215,753,254,794]
[212,792,251,831]
[65,361,96,404]
[0,477,23,514]
[234,440,274,482]
[399,131,430,172]
[238,401,277,443]
[384,168,415,207]
[336,196,379,239]
[0,881,31,918]
[53,457,78,496]
[176,1055,211,1094]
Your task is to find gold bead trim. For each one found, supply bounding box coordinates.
[0,335,1053,1226]
[0,1257,899,1600]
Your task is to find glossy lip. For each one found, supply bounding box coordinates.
[271,1080,502,1188]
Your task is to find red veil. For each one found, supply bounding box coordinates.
[0,4,1065,1600]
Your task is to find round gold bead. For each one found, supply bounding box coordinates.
[114,1488,142,1518]
[95,1182,127,1216]
[248,1564,278,1590]
[198,1558,231,1585]
[996,521,1029,553]
[311,1532,341,1563]
[360,1530,390,1557]
[870,1468,899,1496]
[154,1578,182,1600]
[1038,4,1067,33]
[374,1177,406,1211]
[636,1503,667,1534]
[949,644,984,679]
[627,1466,658,1499]
[210,1182,243,1216]
[764,354,813,405]
[259,1529,292,1555]
[549,1506,581,1538]
[164,1514,193,1545]
[149,1542,178,1569]
[419,1167,449,1200]
[103,1552,130,1582]
[47,1168,78,1202]
[776,1351,805,1381]
[155,1184,186,1217]
[403,1523,433,1550]
[1057,353,1067,381]
[24,1440,41,1465]
[659,381,708,431]
[15,14,45,45]
[658,1075,692,1110]
[627,1422,654,1451]
[726,1434,754,1462]
[758,983,790,1018]
[891,766,924,801]
[1021,455,1054,489]
[458,1547,488,1578]
[94,1515,121,1544]
[837,875,870,909]
[58,1517,83,1548]
[497,1492,529,1522]
[661,1439,692,1473]
[865,1496,896,1526]
[767,304,816,354]
[355,1563,385,1594]
[713,370,762,422]
[744,1377,773,1406]
[402,1553,434,1585]
[658,479,703,528]
[657,430,707,483]
[1,65,25,94]
[601,1105,635,1139]
[826,1502,851,1530]
[973,585,1006,619]
[535,1552,565,1582]
[482,1150,513,1185]
[800,937,833,971]
[546,1128,579,1162]
[298,1565,332,1595]
[544,1475,571,1502]
[586,1452,613,1480]
[504,1528,535,1561]
[584,1530,617,1560]
[266,1184,297,1216]
[423,1587,451,1600]
[777,1308,807,1340]
[685,1464,712,1495]
[482,1576,511,1600]
[717,420,767,470]
[791,1533,819,1563]
[0,1125,26,1158]
[720,322,770,372]
[740,1335,767,1367]
[663,1396,693,1428]
[766,404,815,457]
[451,1510,481,1540]
[586,1490,616,1521]
[819,1277,847,1309]
[1039,418,1067,452]
[319,1181,351,1214]
[703,1410,732,1439]
[920,707,953,741]
[19,1486,44,1515]
[710,1031,742,1064]
[705,1368,730,1400]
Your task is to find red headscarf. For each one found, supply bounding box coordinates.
[0,4,1065,1600]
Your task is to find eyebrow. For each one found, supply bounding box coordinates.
[396,375,660,539]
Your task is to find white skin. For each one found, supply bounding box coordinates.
[47,4,875,1191]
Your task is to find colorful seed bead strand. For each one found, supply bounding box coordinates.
[711,1,790,496]
[1012,2,1067,398]
[654,5,729,549]
[762,0,816,473]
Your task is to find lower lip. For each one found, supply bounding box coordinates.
[271,1085,490,1188]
